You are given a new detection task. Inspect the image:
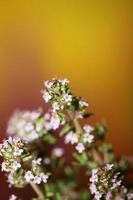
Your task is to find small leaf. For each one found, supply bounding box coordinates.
[43,134,57,144]
[59,124,72,136]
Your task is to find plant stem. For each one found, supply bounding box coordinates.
[68,111,104,165]
[30,182,44,199]
[92,149,103,165]
[67,111,82,136]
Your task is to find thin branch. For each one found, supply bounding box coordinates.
[30,182,44,199]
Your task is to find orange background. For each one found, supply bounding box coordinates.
[0,1,133,199]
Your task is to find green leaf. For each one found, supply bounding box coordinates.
[73,152,88,166]
[43,134,57,144]
[94,121,107,139]
[59,124,72,136]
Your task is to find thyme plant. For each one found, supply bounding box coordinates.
[0,78,133,200]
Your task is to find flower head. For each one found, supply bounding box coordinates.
[75,143,85,153]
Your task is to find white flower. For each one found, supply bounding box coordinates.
[13,147,23,156]
[44,113,50,120]
[111,180,122,190]
[43,158,51,165]
[65,131,78,144]
[75,143,85,153]
[33,176,42,184]
[43,91,52,103]
[7,110,42,142]
[127,192,133,200]
[30,111,41,120]
[50,115,60,130]
[40,173,49,183]
[90,169,98,183]
[83,133,94,144]
[62,94,72,104]
[32,158,42,165]
[106,191,113,200]
[53,147,64,157]
[90,183,97,194]
[105,163,114,171]
[12,137,21,144]
[79,100,89,107]
[36,122,43,132]
[1,161,10,172]
[12,161,21,171]
[95,191,102,200]
[9,194,17,200]
[83,125,94,133]
[52,102,60,112]
[25,123,34,132]
[59,78,69,85]
[44,80,53,89]
[3,140,10,148]
[24,171,34,182]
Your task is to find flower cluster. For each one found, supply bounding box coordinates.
[0,137,28,173]
[42,78,88,119]
[0,77,133,200]
[7,109,64,142]
[7,109,45,141]
[0,137,49,188]
[44,111,64,131]
[89,164,127,200]
[65,124,94,153]
[106,186,133,200]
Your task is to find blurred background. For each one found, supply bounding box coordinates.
[0,1,133,199]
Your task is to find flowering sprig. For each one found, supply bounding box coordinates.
[89,164,133,200]
[42,78,89,120]
[7,109,45,142]
[0,77,133,200]
[0,136,49,199]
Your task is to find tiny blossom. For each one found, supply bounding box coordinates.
[83,132,94,144]
[83,125,94,133]
[89,164,125,200]
[127,192,133,200]
[7,172,18,186]
[62,94,72,105]
[24,171,34,182]
[43,91,52,103]
[6,109,43,141]
[44,113,50,120]
[44,113,61,130]
[52,147,64,157]
[90,169,98,183]
[12,161,21,171]
[65,131,78,144]
[32,158,42,165]
[33,176,42,184]
[95,191,102,200]
[50,114,60,130]
[40,173,49,183]
[90,183,97,195]
[44,80,53,89]
[43,158,51,165]
[1,161,10,172]
[52,102,60,112]
[111,180,122,190]
[9,194,17,200]
[79,100,89,107]
[13,147,23,156]
[105,163,114,171]
[106,191,113,200]
[75,143,85,153]
[58,78,69,85]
